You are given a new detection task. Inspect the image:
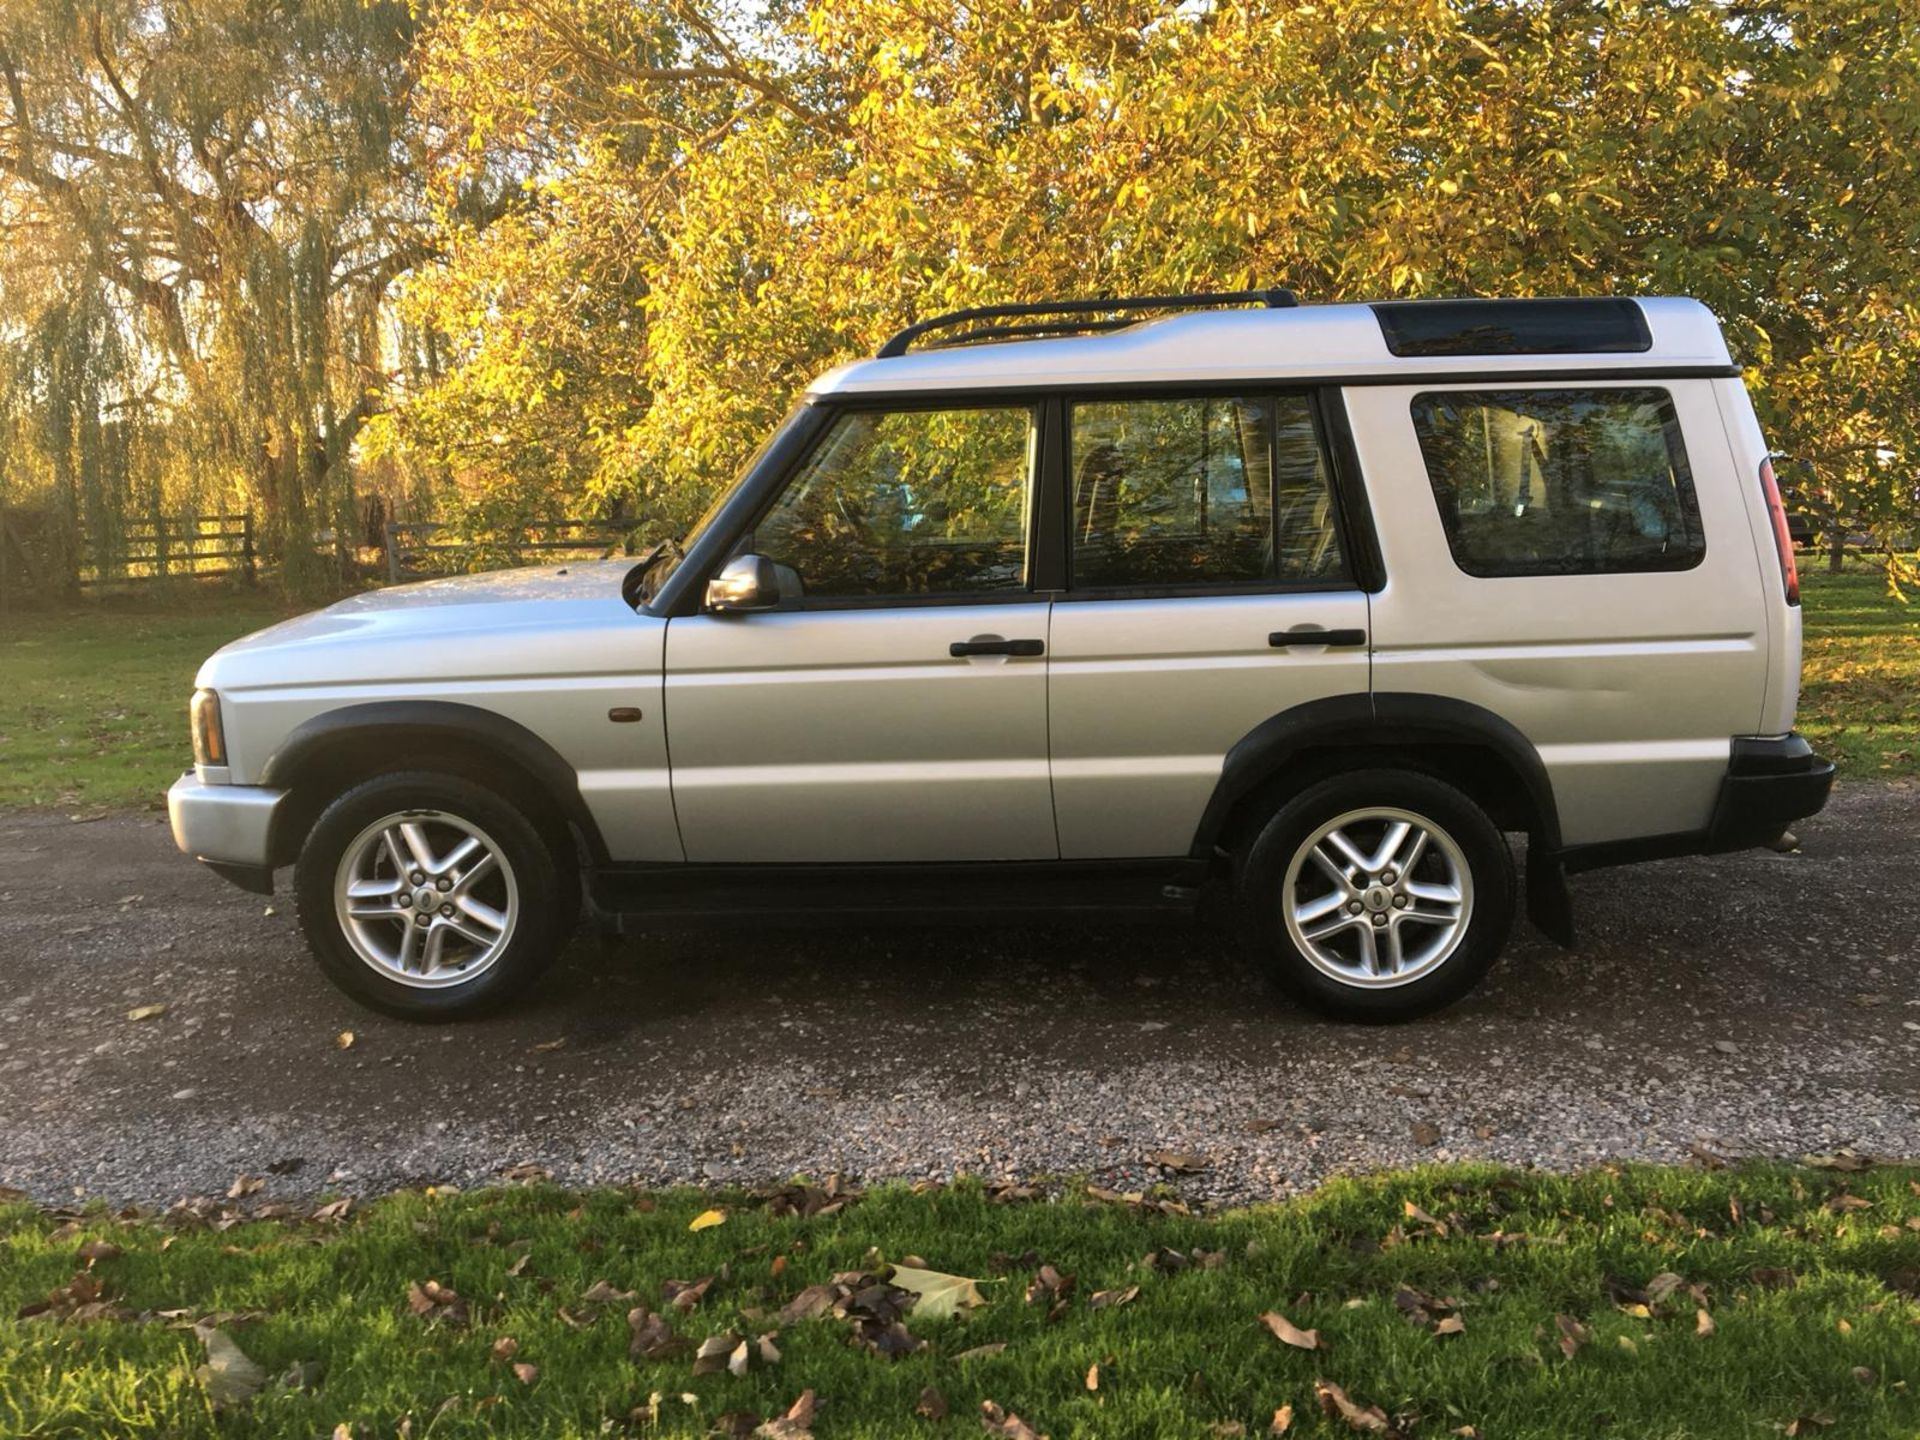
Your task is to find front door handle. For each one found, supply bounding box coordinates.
[951,637,1045,658]
[1268,628,1367,649]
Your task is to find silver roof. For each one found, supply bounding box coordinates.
[808,297,1733,396]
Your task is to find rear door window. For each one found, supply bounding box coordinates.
[1409,388,1705,577]
[1068,392,1347,590]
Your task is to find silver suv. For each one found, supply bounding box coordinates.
[167,292,1832,1022]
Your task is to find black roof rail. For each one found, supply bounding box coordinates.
[876,287,1298,359]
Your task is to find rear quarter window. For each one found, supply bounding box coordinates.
[1409,388,1705,577]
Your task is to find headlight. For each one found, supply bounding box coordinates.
[190,688,227,767]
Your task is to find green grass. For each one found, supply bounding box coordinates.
[0,592,293,810]
[1797,567,1920,779]
[2,1167,1917,1438]
[0,565,1909,811]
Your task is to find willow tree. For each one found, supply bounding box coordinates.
[0,0,427,592]
[400,0,1920,582]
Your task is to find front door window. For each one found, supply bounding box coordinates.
[748,405,1035,600]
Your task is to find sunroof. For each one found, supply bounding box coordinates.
[1372,298,1652,358]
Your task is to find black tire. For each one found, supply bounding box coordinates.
[293,770,573,1020]
[1236,768,1513,1023]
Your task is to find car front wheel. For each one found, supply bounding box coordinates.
[1237,769,1514,1022]
[294,771,571,1019]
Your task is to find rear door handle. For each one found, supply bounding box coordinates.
[1268,628,1367,649]
[950,637,1045,657]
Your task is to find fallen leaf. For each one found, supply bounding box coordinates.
[406,1279,467,1326]
[662,1275,713,1311]
[1554,1313,1590,1359]
[917,1386,949,1420]
[693,1333,743,1377]
[1085,1363,1099,1392]
[511,1361,538,1385]
[310,1198,352,1223]
[1803,1150,1875,1172]
[757,1332,782,1366]
[981,1399,1046,1439]
[1434,1314,1465,1336]
[334,1031,354,1050]
[1259,1311,1320,1351]
[776,1284,840,1325]
[1145,1150,1209,1173]
[1025,1264,1075,1319]
[581,1279,638,1305]
[1786,1416,1836,1436]
[226,1175,264,1199]
[627,1305,683,1360]
[1411,1121,1441,1147]
[127,1005,168,1023]
[1088,1285,1139,1310]
[194,1325,266,1410]
[76,1240,123,1264]
[1314,1379,1388,1433]
[499,1162,551,1185]
[756,1389,817,1439]
[491,1336,518,1362]
[1643,1272,1687,1305]
[689,1208,727,1232]
[1695,1308,1715,1336]
[1271,1404,1294,1434]
[531,1037,566,1052]
[728,1339,751,1377]
[890,1264,988,1320]
[1825,1193,1873,1213]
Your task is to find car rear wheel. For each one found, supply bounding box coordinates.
[294,771,571,1019]
[1237,769,1513,1022]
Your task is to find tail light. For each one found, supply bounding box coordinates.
[1757,457,1800,606]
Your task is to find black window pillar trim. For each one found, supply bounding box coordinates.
[1314,387,1387,593]
[1032,395,1068,592]
[651,401,833,619]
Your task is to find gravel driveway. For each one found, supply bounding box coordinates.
[3,782,1917,1209]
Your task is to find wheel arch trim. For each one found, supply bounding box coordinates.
[1189,692,1563,858]
[259,700,610,866]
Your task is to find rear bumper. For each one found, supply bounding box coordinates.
[166,771,286,894]
[1558,732,1833,873]
[1705,734,1835,852]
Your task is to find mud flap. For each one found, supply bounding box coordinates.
[1525,845,1575,948]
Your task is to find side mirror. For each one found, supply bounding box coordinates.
[705,553,781,614]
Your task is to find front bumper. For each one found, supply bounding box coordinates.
[166,771,287,894]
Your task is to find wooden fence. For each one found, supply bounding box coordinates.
[383,519,626,581]
[0,508,257,601]
[75,513,258,587]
